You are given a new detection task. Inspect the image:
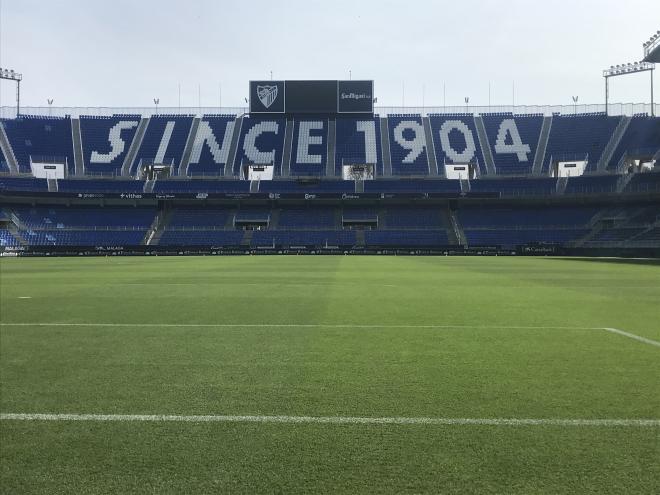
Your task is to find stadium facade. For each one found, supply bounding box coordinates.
[0,80,659,257]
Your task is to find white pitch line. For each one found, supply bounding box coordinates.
[0,322,600,330]
[1,413,658,427]
[602,328,660,348]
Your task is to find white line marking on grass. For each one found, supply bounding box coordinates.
[17,296,31,299]
[0,322,600,330]
[602,328,660,348]
[0,413,658,427]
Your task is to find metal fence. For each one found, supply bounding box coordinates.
[1,103,658,119]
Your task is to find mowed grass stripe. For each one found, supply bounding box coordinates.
[3,322,659,347]
[0,322,601,329]
[2,413,659,427]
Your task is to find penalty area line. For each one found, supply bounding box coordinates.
[0,413,658,427]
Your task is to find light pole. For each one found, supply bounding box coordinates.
[47,99,53,117]
[572,96,579,114]
[153,98,159,116]
[465,97,470,113]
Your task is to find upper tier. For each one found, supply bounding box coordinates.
[1,113,657,179]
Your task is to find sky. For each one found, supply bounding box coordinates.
[0,0,658,110]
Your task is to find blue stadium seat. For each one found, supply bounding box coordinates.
[233,116,286,177]
[564,175,619,195]
[11,206,156,229]
[153,180,250,193]
[278,207,336,228]
[335,117,383,176]
[289,117,328,177]
[186,115,237,177]
[543,114,620,173]
[464,229,588,247]
[252,230,356,247]
[381,206,445,228]
[167,207,234,228]
[481,114,543,175]
[428,114,486,175]
[57,179,145,193]
[623,171,660,193]
[80,115,141,176]
[469,177,557,196]
[259,180,354,194]
[363,179,460,194]
[2,116,75,174]
[131,116,194,176]
[387,115,430,176]
[0,228,20,247]
[20,230,147,246]
[0,177,49,192]
[159,230,244,246]
[610,116,660,170]
[364,230,448,247]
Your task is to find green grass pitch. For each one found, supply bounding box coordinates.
[1,256,658,494]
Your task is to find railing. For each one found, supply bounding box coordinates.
[17,225,148,232]
[2,103,659,119]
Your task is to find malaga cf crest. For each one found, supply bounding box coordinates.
[257,85,279,108]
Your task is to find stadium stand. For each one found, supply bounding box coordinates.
[10,206,155,229]
[186,115,236,177]
[481,114,543,175]
[57,179,145,193]
[167,207,234,228]
[0,146,8,173]
[564,175,619,195]
[623,171,660,193]
[233,116,286,176]
[543,114,620,173]
[80,115,141,176]
[387,115,430,176]
[0,228,20,247]
[159,230,244,246]
[153,179,250,193]
[258,180,354,194]
[252,230,356,247]
[365,230,449,246]
[289,117,329,177]
[131,116,194,176]
[458,206,598,248]
[1,109,659,253]
[363,179,460,193]
[468,177,557,196]
[0,176,49,192]
[334,117,383,176]
[609,116,660,170]
[428,114,486,175]
[1,116,75,174]
[278,206,336,228]
[381,206,446,228]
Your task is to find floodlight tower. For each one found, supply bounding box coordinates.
[603,30,659,117]
[603,62,655,116]
[0,68,23,116]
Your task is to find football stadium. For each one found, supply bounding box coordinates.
[0,1,659,493]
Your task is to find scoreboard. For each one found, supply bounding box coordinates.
[249,80,374,114]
